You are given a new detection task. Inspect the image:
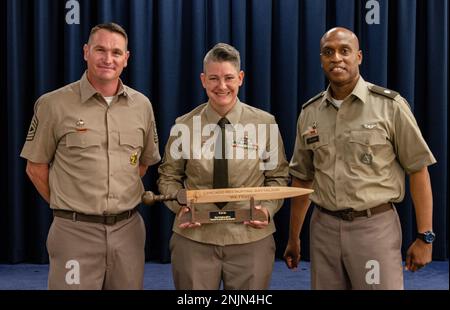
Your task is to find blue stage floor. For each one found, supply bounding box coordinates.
[0,260,447,290]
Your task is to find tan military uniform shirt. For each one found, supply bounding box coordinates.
[158,99,289,245]
[290,77,436,211]
[21,73,161,215]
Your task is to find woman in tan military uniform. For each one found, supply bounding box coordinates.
[158,43,289,289]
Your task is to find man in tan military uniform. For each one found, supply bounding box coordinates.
[284,28,436,289]
[158,43,289,289]
[20,23,160,289]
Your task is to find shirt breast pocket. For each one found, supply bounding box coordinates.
[66,132,101,150]
[304,132,330,169]
[119,131,144,172]
[65,132,101,171]
[346,130,392,169]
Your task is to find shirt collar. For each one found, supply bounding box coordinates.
[80,71,134,104]
[351,76,368,104]
[320,76,368,110]
[204,98,243,125]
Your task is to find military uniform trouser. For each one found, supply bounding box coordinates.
[46,211,146,290]
[310,206,404,290]
[170,233,275,290]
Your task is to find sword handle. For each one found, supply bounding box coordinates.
[142,189,187,206]
[142,191,177,205]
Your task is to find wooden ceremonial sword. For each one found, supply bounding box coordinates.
[142,186,313,224]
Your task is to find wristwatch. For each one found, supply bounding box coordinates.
[417,231,435,244]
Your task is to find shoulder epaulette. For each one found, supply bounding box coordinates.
[302,92,325,109]
[368,85,399,100]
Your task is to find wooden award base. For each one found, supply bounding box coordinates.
[178,197,267,224]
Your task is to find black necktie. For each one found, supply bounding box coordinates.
[213,117,229,209]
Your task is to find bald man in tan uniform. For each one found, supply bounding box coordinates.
[158,43,289,290]
[284,28,436,289]
[20,23,160,289]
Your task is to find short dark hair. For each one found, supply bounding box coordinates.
[203,43,241,72]
[88,22,128,48]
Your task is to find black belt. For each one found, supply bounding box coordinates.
[53,209,136,225]
[316,203,393,221]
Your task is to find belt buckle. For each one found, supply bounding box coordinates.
[104,215,117,225]
[340,209,354,221]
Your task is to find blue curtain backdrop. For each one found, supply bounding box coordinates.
[2,0,447,263]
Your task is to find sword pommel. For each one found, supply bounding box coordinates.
[142,189,187,205]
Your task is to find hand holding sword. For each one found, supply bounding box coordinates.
[142,186,313,225]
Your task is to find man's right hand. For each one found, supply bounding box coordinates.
[283,238,301,270]
[177,207,201,229]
